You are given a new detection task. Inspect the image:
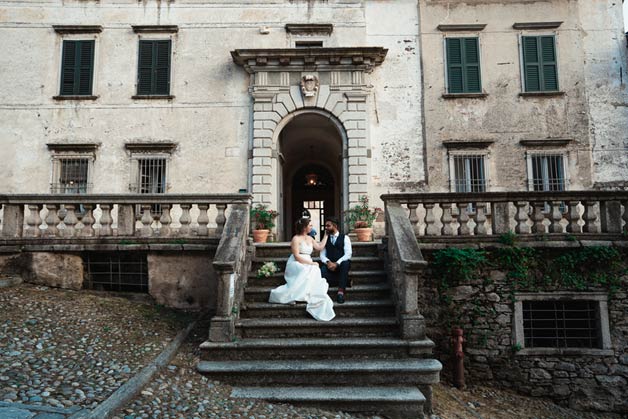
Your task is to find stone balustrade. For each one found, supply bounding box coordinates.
[381,191,628,238]
[0,194,251,240]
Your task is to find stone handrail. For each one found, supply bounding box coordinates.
[385,202,428,340]
[0,194,251,239]
[209,203,251,342]
[381,191,628,238]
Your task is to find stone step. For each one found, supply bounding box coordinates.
[197,358,442,386]
[251,256,385,273]
[254,241,382,258]
[229,386,426,418]
[199,337,435,360]
[249,270,387,287]
[236,317,399,338]
[240,299,395,319]
[244,283,392,302]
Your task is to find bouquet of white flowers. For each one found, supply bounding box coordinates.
[257,261,278,278]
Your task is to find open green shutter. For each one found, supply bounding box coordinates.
[137,41,154,95]
[60,41,77,95]
[446,38,463,93]
[464,38,481,93]
[77,41,94,95]
[540,36,558,90]
[154,40,171,95]
[523,36,541,92]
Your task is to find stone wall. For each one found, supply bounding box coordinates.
[418,245,628,414]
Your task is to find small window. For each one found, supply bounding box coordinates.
[446,37,481,94]
[53,158,90,193]
[529,153,565,192]
[452,154,487,193]
[521,35,558,92]
[131,157,167,218]
[84,252,148,293]
[60,40,95,96]
[137,40,171,95]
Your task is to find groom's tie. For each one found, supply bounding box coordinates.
[331,235,336,245]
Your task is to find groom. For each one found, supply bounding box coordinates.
[320,217,352,304]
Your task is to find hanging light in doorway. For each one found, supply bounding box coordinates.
[305,173,318,186]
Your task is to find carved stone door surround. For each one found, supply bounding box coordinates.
[231,47,387,231]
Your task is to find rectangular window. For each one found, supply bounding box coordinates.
[137,40,171,95]
[522,35,558,92]
[446,37,481,94]
[51,157,92,194]
[452,155,486,193]
[522,300,601,349]
[134,157,167,217]
[530,154,565,192]
[60,40,95,96]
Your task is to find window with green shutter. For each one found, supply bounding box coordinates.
[446,37,482,94]
[60,40,95,96]
[522,35,558,92]
[137,40,171,95]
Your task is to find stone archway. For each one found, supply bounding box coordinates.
[231,47,387,238]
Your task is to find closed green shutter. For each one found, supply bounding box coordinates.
[446,37,481,94]
[137,40,171,95]
[60,40,94,96]
[523,35,558,92]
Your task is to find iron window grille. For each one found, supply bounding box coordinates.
[527,152,567,212]
[51,157,91,194]
[452,154,487,193]
[522,300,601,349]
[84,252,148,293]
[131,157,167,218]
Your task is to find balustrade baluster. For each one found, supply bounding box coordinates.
[457,203,470,235]
[99,204,113,236]
[63,204,78,237]
[474,203,487,235]
[44,204,60,237]
[424,203,438,236]
[531,201,546,234]
[140,205,153,237]
[80,204,95,237]
[26,204,42,238]
[215,204,227,235]
[441,203,454,236]
[197,204,210,236]
[159,204,172,237]
[514,201,530,234]
[407,203,420,236]
[179,204,192,236]
[622,200,628,234]
[582,201,600,233]
[566,201,582,234]
[549,201,563,233]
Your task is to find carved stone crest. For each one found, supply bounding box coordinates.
[300,74,319,98]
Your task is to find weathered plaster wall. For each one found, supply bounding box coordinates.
[420,0,594,192]
[578,0,628,190]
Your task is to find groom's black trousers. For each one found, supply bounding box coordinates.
[321,260,351,290]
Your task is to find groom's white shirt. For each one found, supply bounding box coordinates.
[319,232,352,265]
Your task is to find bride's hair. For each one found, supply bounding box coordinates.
[295,217,310,234]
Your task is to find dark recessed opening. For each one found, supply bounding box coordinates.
[523,300,601,348]
[84,252,149,293]
[295,41,324,48]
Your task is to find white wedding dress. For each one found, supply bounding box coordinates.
[268,240,336,322]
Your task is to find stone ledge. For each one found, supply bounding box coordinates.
[516,348,615,357]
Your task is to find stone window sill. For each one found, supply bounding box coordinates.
[442,93,488,99]
[132,95,175,100]
[519,91,565,97]
[53,95,98,101]
[516,348,614,356]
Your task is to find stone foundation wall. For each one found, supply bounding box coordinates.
[418,247,628,414]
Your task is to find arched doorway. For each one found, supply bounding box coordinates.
[278,111,344,240]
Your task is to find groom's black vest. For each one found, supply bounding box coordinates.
[325,234,346,262]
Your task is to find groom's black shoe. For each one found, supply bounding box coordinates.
[336,293,345,304]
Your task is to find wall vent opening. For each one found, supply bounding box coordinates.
[84,252,148,293]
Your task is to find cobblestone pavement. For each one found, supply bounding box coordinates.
[0,285,189,412]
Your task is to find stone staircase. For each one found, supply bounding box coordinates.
[198,242,441,418]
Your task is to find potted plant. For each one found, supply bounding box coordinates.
[250,204,278,243]
[345,195,381,242]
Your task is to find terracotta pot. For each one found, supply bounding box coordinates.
[252,229,270,243]
[354,227,373,242]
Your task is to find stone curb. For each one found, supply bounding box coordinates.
[68,320,197,419]
[0,401,82,414]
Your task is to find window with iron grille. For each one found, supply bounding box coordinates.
[137,40,171,95]
[446,37,482,94]
[529,154,565,192]
[523,300,601,349]
[59,40,95,96]
[131,157,167,217]
[51,157,92,194]
[84,252,148,293]
[521,35,558,92]
[452,154,487,193]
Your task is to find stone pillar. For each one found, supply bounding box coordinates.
[117,204,135,236]
[492,202,513,234]
[343,88,369,208]
[2,204,24,238]
[599,200,622,233]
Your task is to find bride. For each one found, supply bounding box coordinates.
[268,218,335,321]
